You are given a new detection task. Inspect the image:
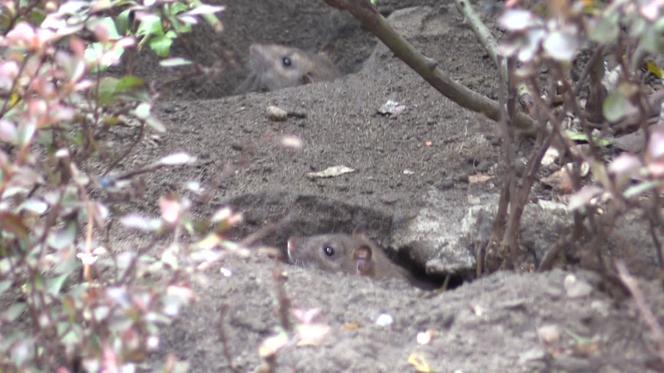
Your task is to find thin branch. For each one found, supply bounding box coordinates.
[272,265,291,331]
[647,214,664,269]
[102,122,146,176]
[323,0,535,133]
[453,0,506,82]
[217,304,241,373]
[573,45,604,97]
[616,261,664,366]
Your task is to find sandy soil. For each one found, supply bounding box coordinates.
[102,0,664,371]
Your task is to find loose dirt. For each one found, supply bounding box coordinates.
[107,1,664,371]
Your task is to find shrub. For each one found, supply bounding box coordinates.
[0,1,230,370]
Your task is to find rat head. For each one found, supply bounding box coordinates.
[286,233,377,277]
[246,43,339,91]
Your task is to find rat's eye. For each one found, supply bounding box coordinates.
[281,56,292,67]
[322,245,335,257]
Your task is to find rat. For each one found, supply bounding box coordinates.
[286,233,415,284]
[236,43,340,93]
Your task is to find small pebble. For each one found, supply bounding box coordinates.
[416,330,436,345]
[375,313,394,327]
[518,347,546,364]
[537,324,560,344]
[267,105,288,121]
[564,274,593,298]
[590,300,609,317]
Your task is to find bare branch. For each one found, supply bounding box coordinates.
[616,261,664,366]
[454,0,505,81]
[323,0,535,133]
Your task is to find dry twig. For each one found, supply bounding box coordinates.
[323,0,535,132]
[616,261,664,365]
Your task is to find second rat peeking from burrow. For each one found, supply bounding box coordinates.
[286,233,436,289]
[236,43,341,93]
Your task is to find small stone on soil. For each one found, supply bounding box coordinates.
[564,274,593,298]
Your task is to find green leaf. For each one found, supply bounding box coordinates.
[0,259,11,274]
[4,303,26,322]
[37,130,54,147]
[28,7,47,25]
[17,120,36,147]
[172,21,192,34]
[133,103,151,119]
[116,75,145,93]
[93,306,110,321]
[98,75,145,106]
[603,89,635,122]
[91,17,121,40]
[0,332,19,352]
[0,213,29,242]
[564,329,594,344]
[202,13,223,33]
[70,131,84,147]
[624,180,660,199]
[564,130,612,147]
[84,42,104,66]
[84,41,126,72]
[53,256,80,275]
[98,76,120,106]
[47,223,76,250]
[656,17,664,32]
[110,318,134,333]
[46,274,69,296]
[137,15,163,38]
[146,116,166,132]
[639,25,662,54]
[0,280,11,296]
[160,58,192,67]
[565,130,588,142]
[91,0,113,11]
[629,17,647,38]
[164,3,190,35]
[115,9,133,35]
[62,295,77,320]
[169,2,189,15]
[62,328,82,346]
[589,12,619,44]
[10,338,33,366]
[149,31,177,57]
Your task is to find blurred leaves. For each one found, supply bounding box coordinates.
[603,84,637,122]
[97,76,145,106]
[0,0,230,370]
[589,11,619,44]
[408,352,433,373]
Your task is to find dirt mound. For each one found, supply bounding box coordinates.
[115,1,664,371]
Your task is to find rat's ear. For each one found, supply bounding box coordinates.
[318,43,336,59]
[351,228,368,239]
[286,236,302,255]
[352,245,374,276]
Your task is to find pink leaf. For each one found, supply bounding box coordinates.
[0,120,17,143]
[568,185,603,210]
[159,196,182,224]
[608,153,641,176]
[648,127,664,160]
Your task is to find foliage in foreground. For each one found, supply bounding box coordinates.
[491,0,664,271]
[0,0,230,370]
